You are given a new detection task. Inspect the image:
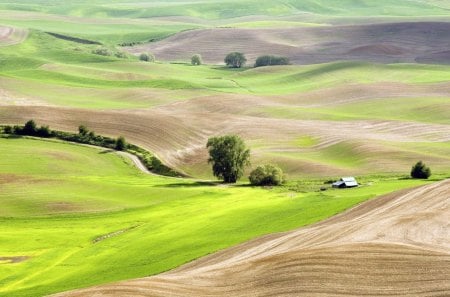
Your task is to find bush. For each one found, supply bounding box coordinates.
[78,125,89,136]
[92,47,112,56]
[23,120,37,135]
[37,125,51,138]
[139,52,155,62]
[114,51,129,59]
[255,55,290,67]
[115,136,127,151]
[249,164,285,186]
[411,161,431,179]
[191,54,202,65]
[224,52,247,68]
[3,125,12,134]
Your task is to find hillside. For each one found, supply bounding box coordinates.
[126,22,450,65]
[54,179,450,297]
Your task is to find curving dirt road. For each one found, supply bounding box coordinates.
[54,179,450,297]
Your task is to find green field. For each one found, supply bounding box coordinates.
[0,1,449,295]
[0,137,436,296]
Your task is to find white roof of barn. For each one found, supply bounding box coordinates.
[341,177,356,182]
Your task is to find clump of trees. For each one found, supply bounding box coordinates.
[139,52,155,62]
[255,55,290,67]
[206,135,286,186]
[224,52,247,68]
[92,47,112,56]
[191,54,202,65]
[249,164,285,186]
[411,161,431,179]
[206,135,250,183]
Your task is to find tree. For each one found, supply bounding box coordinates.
[139,52,155,62]
[224,52,247,68]
[255,55,290,67]
[411,161,431,179]
[115,136,127,151]
[23,120,37,135]
[249,164,285,186]
[191,54,202,65]
[206,135,250,183]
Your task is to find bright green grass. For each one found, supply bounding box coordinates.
[0,137,434,296]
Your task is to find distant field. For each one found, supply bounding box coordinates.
[0,27,449,178]
[0,137,435,296]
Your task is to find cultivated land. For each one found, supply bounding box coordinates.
[0,137,435,297]
[55,179,450,297]
[0,0,449,296]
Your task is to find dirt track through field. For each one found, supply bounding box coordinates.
[126,22,450,65]
[54,179,450,297]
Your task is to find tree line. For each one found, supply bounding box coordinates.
[1,120,181,177]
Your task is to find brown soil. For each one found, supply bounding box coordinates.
[125,22,450,65]
[53,179,450,297]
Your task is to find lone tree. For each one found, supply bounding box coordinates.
[191,54,202,65]
[206,135,250,183]
[411,161,431,179]
[115,136,127,151]
[224,52,247,68]
[249,164,285,186]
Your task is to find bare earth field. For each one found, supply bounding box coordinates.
[54,179,450,297]
[127,22,450,65]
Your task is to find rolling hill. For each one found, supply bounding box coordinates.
[126,22,450,65]
[54,179,450,297]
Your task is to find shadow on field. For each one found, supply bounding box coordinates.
[157,181,222,188]
[98,149,115,154]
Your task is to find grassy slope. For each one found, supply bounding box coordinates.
[0,137,434,297]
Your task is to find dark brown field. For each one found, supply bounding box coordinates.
[126,22,450,65]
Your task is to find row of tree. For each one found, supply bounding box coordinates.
[5,120,127,151]
[137,52,289,68]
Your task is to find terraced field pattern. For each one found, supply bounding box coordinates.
[0,0,449,296]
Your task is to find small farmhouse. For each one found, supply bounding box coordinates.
[332,177,359,188]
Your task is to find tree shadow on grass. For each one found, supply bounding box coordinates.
[98,149,115,154]
[156,181,223,188]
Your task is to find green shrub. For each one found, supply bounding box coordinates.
[249,164,285,186]
[114,51,129,59]
[191,54,202,65]
[115,136,127,151]
[255,55,290,67]
[411,161,431,179]
[3,125,12,134]
[139,52,155,62]
[23,120,37,135]
[37,126,51,138]
[92,47,112,56]
[224,52,247,68]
